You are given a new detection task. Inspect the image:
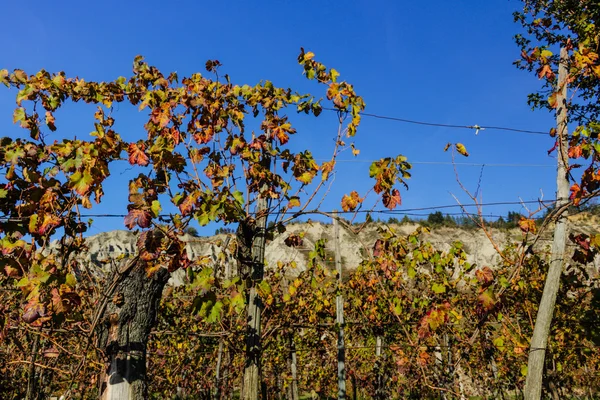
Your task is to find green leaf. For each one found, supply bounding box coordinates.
[52,75,65,88]
[233,190,244,206]
[28,214,38,234]
[222,277,239,289]
[151,200,161,218]
[32,264,51,283]
[192,267,215,291]
[207,300,223,323]
[5,147,25,164]
[69,170,94,195]
[431,282,446,294]
[65,273,77,287]
[330,68,340,83]
[16,86,34,106]
[493,337,505,350]
[196,213,210,226]
[392,298,402,315]
[298,171,314,184]
[521,365,528,377]
[16,276,30,287]
[13,107,26,125]
[230,292,245,313]
[258,280,271,296]
[312,102,322,117]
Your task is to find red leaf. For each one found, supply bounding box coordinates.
[124,209,152,229]
[4,264,20,278]
[382,189,401,210]
[521,49,533,63]
[417,315,431,339]
[475,267,494,287]
[373,239,384,257]
[571,233,590,250]
[568,145,583,159]
[547,140,558,155]
[284,234,303,248]
[273,127,290,145]
[128,143,149,166]
[193,126,215,144]
[169,126,182,145]
[150,104,171,128]
[37,214,62,235]
[178,191,199,216]
[569,183,582,206]
[478,289,496,311]
[22,301,45,324]
[537,64,555,80]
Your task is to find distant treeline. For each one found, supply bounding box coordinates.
[339,201,600,230]
[190,202,600,237]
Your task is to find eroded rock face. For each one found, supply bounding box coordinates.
[72,217,600,286]
[71,231,232,286]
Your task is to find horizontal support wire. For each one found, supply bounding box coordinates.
[0,200,559,222]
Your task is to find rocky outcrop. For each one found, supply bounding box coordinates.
[74,216,600,286]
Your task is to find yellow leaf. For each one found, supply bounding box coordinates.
[540,49,553,60]
[304,52,315,61]
[548,92,558,108]
[455,143,469,157]
[341,191,362,212]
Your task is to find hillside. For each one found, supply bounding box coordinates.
[75,213,600,285]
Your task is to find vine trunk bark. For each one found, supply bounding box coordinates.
[25,332,40,400]
[96,262,169,400]
[242,169,269,400]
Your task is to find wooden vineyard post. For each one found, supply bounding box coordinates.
[287,331,299,400]
[524,46,570,400]
[333,212,347,399]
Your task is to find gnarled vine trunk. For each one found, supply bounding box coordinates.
[96,263,169,400]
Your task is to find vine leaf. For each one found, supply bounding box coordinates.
[382,188,401,210]
[341,191,362,212]
[69,170,94,196]
[124,209,152,229]
[455,143,469,157]
[128,142,150,166]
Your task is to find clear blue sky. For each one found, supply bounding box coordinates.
[0,0,560,235]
